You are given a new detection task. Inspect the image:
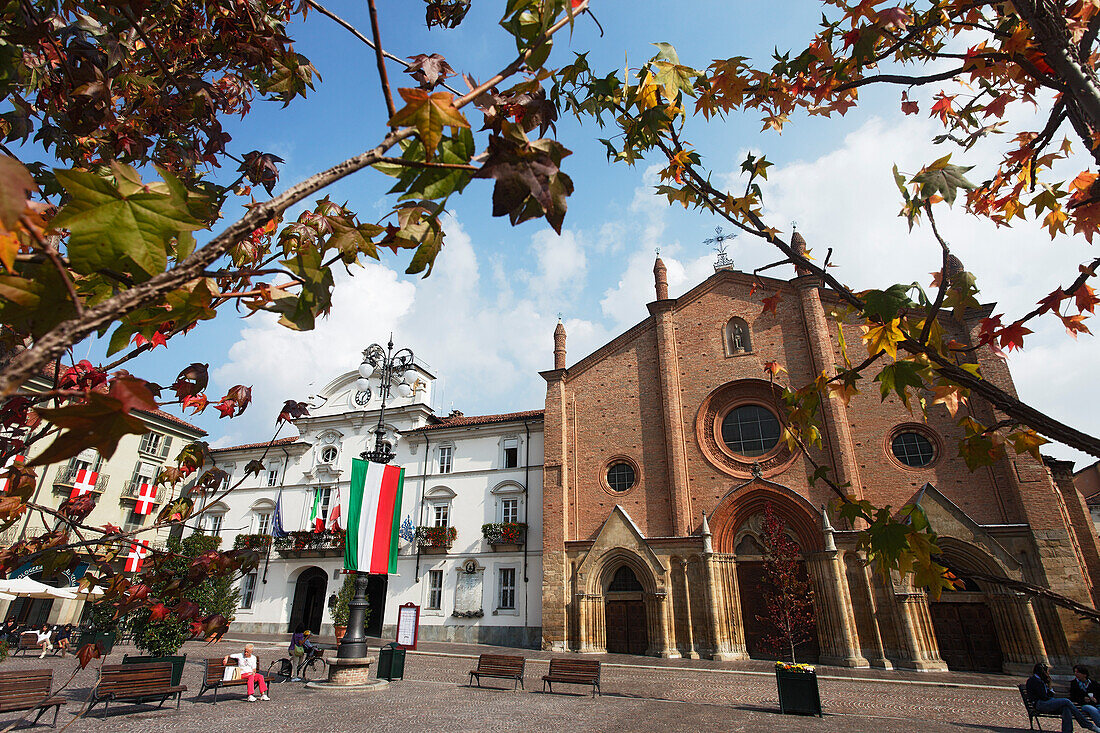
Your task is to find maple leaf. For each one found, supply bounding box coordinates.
[237,151,284,195]
[931,384,965,417]
[1009,429,1049,460]
[929,93,955,123]
[215,400,236,418]
[911,155,977,206]
[761,292,782,313]
[31,392,149,466]
[148,602,170,621]
[405,54,455,90]
[827,379,860,407]
[388,89,470,161]
[862,319,905,360]
[763,361,786,378]
[901,99,919,115]
[76,642,102,669]
[1059,313,1092,338]
[473,131,574,234]
[182,394,208,414]
[1074,283,1100,314]
[874,359,929,411]
[998,321,1032,351]
[1037,288,1067,314]
[278,400,309,424]
[0,155,37,232]
[877,6,912,29]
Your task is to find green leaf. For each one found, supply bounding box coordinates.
[874,359,929,410]
[910,158,977,206]
[52,167,206,281]
[0,264,78,338]
[385,130,476,202]
[861,283,916,321]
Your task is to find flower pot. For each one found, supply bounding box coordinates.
[489,542,523,552]
[775,668,822,716]
[334,625,347,642]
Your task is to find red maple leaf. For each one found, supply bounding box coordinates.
[1036,287,1067,314]
[930,94,955,123]
[978,315,1002,344]
[148,603,170,621]
[1074,283,1100,314]
[998,321,1033,351]
[761,292,782,314]
[901,100,919,115]
[182,394,209,414]
[76,642,102,669]
[215,400,236,418]
[1060,313,1092,338]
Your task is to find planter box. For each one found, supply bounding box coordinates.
[775,669,822,716]
[419,542,452,554]
[123,654,187,686]
[489,542,523,552]
[72,630,116,655]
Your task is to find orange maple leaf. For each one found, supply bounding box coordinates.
[998,322,1033,351]
[1060,313,1092,338]
[761,292,782,314]
[1074,283,1100,314]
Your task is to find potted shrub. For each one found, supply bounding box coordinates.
[482,522,527,551]
[331,575,370,642]
[415,525,457,553]
[78,599,121,654]
[127,533,240,685]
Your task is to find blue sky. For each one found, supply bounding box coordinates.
[54,2,1100,468]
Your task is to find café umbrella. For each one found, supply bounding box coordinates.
[0,577,73,599]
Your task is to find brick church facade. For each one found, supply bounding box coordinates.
[540,239,1100,673]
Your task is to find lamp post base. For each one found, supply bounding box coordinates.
[305,656,387,691]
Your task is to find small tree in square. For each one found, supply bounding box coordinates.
[756,503,816,663]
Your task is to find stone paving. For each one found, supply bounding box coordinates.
[0,637,1044,732]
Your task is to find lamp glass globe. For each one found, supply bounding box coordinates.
[396,383,413,398]
[355,378,370,391]
[357,363,372,378]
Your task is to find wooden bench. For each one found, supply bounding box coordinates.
[15,631,54,657]
[1018,683,1086,730]
[468,653,525,691]
[0,668,66,728]
[542,658,601,696]
[89,662,187,715]
[197,657,269,703]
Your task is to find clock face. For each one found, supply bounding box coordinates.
[354,389,371,406]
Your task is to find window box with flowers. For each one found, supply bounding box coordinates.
[233,533,273,551]
[273,529,345,557]
[481,522,526,551]
[416,526,456,554]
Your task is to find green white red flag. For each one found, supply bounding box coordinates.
[340,459,404,574]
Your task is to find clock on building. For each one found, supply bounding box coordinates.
[354,388,371,406]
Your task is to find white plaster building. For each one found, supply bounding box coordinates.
[203,356,544,648]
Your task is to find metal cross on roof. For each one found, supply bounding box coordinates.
[704,226,736,271]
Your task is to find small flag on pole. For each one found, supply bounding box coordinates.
[340,459,404,574]
[310,488,324,533]
[70,469,98,499]
[125,540,150,573]
[135,483,158,515]
[273,494,287,538]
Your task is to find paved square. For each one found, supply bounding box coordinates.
[0,637,1037,732]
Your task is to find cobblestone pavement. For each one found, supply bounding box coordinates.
[0,638,1037,732]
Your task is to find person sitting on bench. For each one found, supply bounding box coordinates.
[1071,665,1100,729]
[34,624,53,659]
[224,643,269,702]
[1027,662,1100,733]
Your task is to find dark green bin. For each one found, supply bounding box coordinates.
[377,642,405,680]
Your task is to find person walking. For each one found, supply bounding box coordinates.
[288,624,315,681]
[1027,662,1100,733]
[1071,665,1100,728]
[224,643,269,702]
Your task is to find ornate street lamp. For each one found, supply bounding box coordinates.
[337,335,416,661]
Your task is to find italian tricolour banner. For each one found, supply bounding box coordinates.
[340,459,404,574]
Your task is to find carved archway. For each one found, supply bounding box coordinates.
[709,481,823,555]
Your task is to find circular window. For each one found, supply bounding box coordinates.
[721,404,782,457]
[606,462,636,492]
[320,446,338,463]
[891,431,935,467]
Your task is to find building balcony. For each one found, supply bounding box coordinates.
[234,533,273,551]
[481,522,527,552]
[416,526,457,554]
[53,468,110,496]
[120,480,164,503]
[273,530,344,558]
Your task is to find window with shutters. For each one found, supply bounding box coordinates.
[139,432,172,459]
[503,438,519,468]
[207,514,223,536]
[427,569,443,610]
[123,508,145,532]
[127,460,159,495]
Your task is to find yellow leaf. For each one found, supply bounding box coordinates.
[388,89,470,161]
[862,319,905,360]
[0,231,18,273]
[930,384,965,417]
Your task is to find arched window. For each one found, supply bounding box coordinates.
[725,316,752,355]
[608,566,643,592]
[734,534,767,557]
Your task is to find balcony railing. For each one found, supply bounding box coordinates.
[416,525,457,553]
[53,467,110,494]
[273,530,345,557]
[482,522,526,549]
[121,480,162,500]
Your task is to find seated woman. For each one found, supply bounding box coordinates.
[224,643,269,702]
[54,624,73,657]
[1027,662,1100,733]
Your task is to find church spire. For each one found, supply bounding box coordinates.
[654,254,669,300]
[553,318,567,370]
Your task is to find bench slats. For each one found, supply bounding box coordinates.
[0,668,66,720]
[542,658,601,696]
[468,653,525,690]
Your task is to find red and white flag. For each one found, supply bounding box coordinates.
[69,469,98,499]
[135,483,158,515]
[326,500,341,532]
[125,540,149,573]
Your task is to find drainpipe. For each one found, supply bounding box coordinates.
[414,433,430,580]
[523,420,531,631]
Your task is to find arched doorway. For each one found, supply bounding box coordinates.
[289,567,327,633]
[928,561,1004,673]
[604,566,648,655]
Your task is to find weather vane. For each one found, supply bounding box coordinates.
[704,226,736,271]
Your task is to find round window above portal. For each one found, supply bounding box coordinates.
[890,430,936,468]
[721,404,782,458]
[606,462,636,492]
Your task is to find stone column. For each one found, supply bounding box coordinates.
[649,591,677,658]
[892,591,949,672]
[678,558,699,659]
[808,551,868,667]
[989,593,1047,675]
[711,554,749,660]
[576,594,604,653]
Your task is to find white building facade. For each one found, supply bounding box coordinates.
[204,357,544,648]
